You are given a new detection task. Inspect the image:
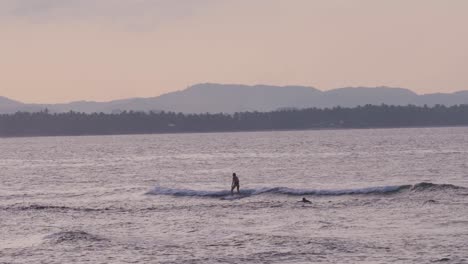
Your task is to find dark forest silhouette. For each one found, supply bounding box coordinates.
[1,104,468,137]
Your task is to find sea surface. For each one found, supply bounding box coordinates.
[1,127,468,264]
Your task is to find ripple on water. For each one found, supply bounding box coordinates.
[43,230,108,244]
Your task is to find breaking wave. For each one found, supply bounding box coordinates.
[146,182,465,198]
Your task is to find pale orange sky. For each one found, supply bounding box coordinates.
[1,0,467,103]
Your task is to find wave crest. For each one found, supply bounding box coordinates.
[146,185,410,198]
[44,230,107,244]
[410,182,464,191]
[1,204,115,212]
[146,182,465,199]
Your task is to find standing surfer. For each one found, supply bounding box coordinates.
[231,173,240,194]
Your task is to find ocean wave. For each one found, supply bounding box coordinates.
[146,185,408,198]
[0,204,123,213]
[43,230,108,244]
[146,182,466,198]
[410,182,464,191]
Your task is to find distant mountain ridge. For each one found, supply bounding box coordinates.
[1,83,468,114]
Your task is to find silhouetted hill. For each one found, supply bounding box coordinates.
[1,83,467,114]
[152,83,321,113]
[415,91,468,106]
[319,87,418,107]
[0,96,42,113]
[0,96,21,105]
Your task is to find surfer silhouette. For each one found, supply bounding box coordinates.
[301,197,312,204]
[231,173,240,194]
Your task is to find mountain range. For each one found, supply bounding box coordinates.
[1,83,468,114]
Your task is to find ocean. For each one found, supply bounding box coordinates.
[1,127,467,263]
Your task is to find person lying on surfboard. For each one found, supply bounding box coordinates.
[231,173,240,194]
[301,197,312,204]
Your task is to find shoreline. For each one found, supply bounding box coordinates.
[1,124,467,139]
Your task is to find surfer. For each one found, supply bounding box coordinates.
[301,197,312,204]
[231,173,240,194]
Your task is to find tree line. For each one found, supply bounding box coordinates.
[1,104,468,137]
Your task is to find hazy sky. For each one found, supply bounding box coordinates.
[1,0,467,103]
